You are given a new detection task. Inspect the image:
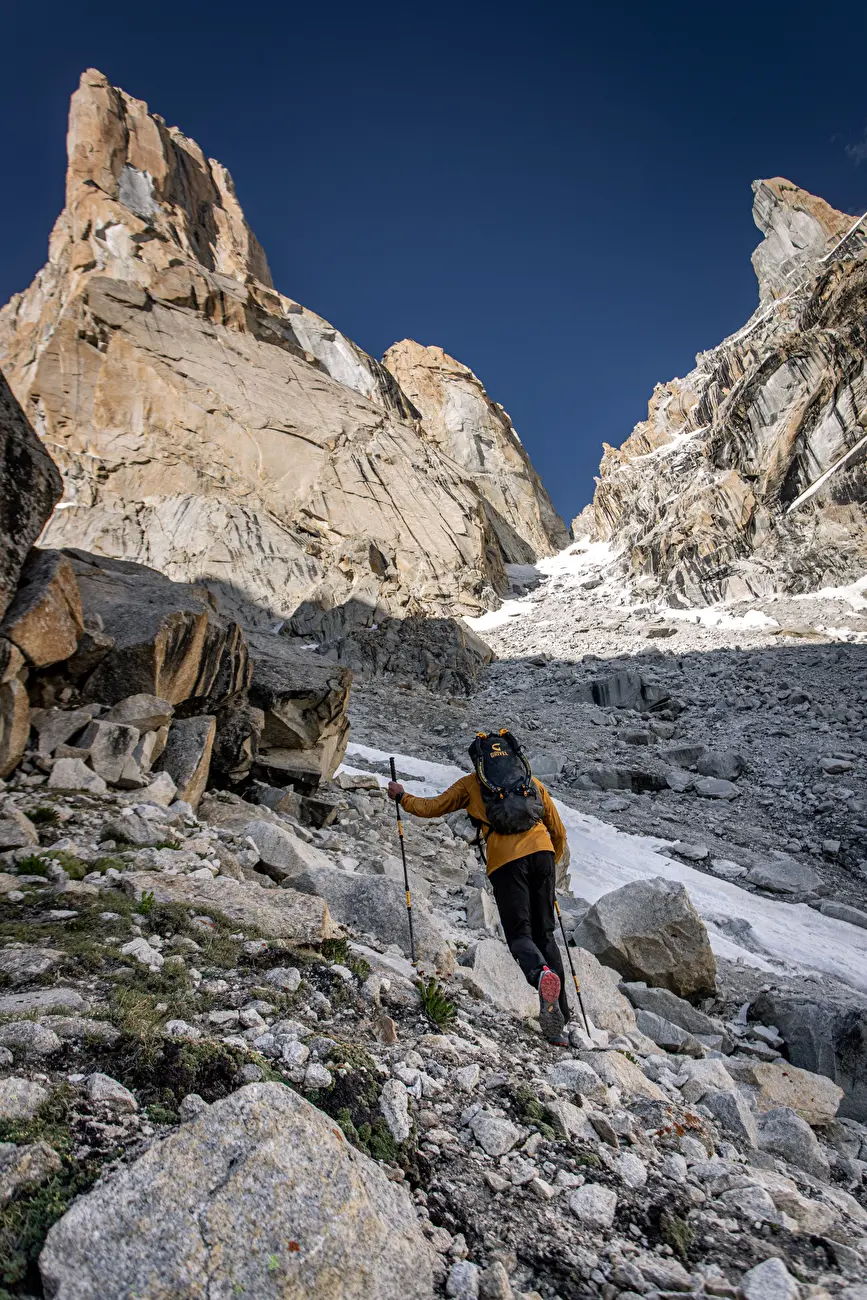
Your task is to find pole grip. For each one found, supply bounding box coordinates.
[389,757,397,782]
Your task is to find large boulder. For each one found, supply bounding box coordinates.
[0,548,83,668]
[279,862,452,972]
[40,1082,434,1299]
[0,641,29,777]
[154,715,216,809]
[0,368,63,621]
[621,981,731,1049]
[122,872,335,945]
[726,1057,843,1125]
[572,877,716,999]
[562,946,637,1036]
[64,550,250,709]
[459,938,539,1020]
[751,991,867,1122]
[247,633,351,784]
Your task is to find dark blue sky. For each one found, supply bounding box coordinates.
[3,1,867,523]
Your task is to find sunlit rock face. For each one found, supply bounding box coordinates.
[0,70,563,631]
[383,339,568,565]
[575,178,867,604]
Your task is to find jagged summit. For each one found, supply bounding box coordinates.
[575,177,867,604]
[0,70,564,634]
[751,176,859,304]
[383,339,568,563]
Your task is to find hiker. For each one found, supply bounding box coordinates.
[388,730,572,1046]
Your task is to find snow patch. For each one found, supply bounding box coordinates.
[342,744,867,993]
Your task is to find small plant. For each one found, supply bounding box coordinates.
[15,851,88,880]
[659,1209,694,1260]
[322,937,350,965]
[145,1103,179,1125]
[28,806,60,827]
[416,977,457,1028]
[137,890,156,916]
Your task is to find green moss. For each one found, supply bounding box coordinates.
[0,1086,110,1295]
[659,1210,694,1260]
[145,1103,180,1125]
[27,806,60,827]
[512,1084,562,1142]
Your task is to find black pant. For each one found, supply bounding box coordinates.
[489,851,569,1021]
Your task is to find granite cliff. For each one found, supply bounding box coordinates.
[0,70,564,637]
[576,178,867,604]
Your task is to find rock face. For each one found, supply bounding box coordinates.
[383,340,568,563]
[40,1082,434,1300]
[0,369,63,621]
[576,177,867,602]
[572,877,717,999]
[0,69,562,641]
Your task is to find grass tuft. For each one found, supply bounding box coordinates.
[416,977,457,1028]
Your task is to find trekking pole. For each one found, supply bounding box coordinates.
[389,757,416,965]
[555,900,591,1038]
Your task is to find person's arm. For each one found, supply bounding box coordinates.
[537,780,567,864]
[388,777,471,819]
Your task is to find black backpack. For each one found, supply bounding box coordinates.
[468,730,545,835]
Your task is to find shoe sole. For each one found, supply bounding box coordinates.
[538,968,561,1011]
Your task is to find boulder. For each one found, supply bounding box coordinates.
[545,1058,607,1102]
[122,872,335,945]
[702,1088,758,1147]
[0,368,63,621]
[459,938,538,1019]
[574,669,668,711]
[732,1059,843,1124]
[740,1257,799,1300]
[39,1082,434,1300]
[0,802,38,850]
[0,1140,61,1206]
[568,1184,618,1229]
[47,757,107,794]
[756,1106,830,1179]
[282,862,452,972]
[65,549,250,709]
[0,988,86,1016]
[154,715,216,809]
[210,697,264,786]
[696,750,744,781]
[562,946,637,1035]
[32,704,100,755]
[634,1009,703,1056]
[0,640,29,777]
[693,776,739,800]
[572,877,716,999]
[676,1058,737,1104]
[751,990,867,1122]
[469,1111,522,1157]
[243,819,333,883]
[0,548,83,667]
[621,981,731,1049]
[247,634,351,784]
[0,945,66,985]
[0,1077,49,1122]
[575,1050,666,1101]
[77,719,141,785]
[745,854,822,894]
[104,694,174,731]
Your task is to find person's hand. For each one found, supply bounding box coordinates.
[387,781,405,801]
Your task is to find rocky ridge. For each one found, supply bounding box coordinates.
[0,69,564,636]
[575,178,867,604]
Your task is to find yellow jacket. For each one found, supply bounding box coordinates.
[399,774,567,876]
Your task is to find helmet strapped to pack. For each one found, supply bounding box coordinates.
[468,729,545,836]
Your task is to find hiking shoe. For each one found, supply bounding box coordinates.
[546,1027,570,1048]
[537,966,561,1012]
